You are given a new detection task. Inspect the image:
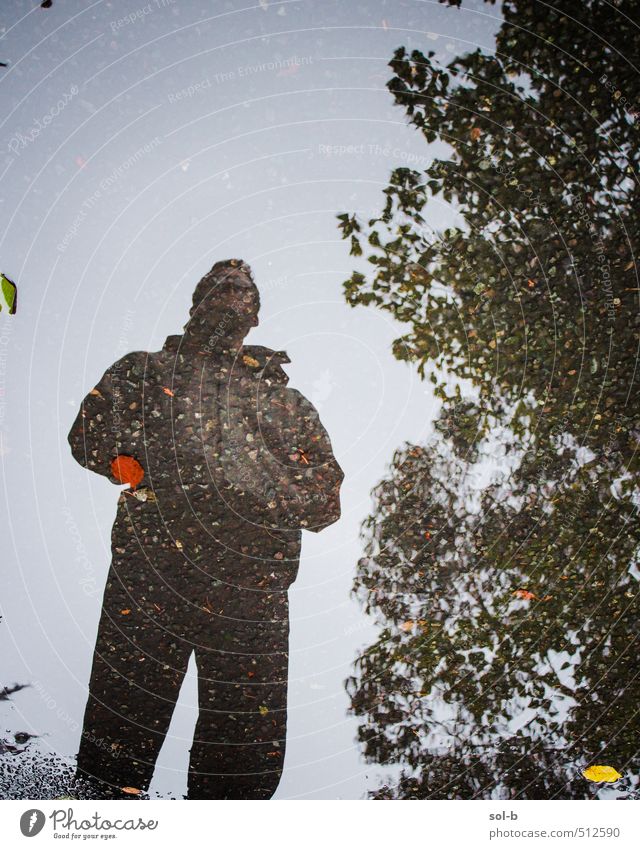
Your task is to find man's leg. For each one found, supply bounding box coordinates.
[187,600,290,799]
[76,559,191,798]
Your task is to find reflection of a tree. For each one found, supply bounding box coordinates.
[341,0,640,798]
[347,422,639,798]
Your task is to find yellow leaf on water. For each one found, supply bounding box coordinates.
[400,620,415,632]
[258,705,269,716]
[243,355,260,368]
[121,786,141,795]
[582,765,622,783]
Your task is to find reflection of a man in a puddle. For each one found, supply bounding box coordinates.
[68,260,343,798]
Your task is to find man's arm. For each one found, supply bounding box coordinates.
[294,392,344,531]
[264,387,344,532]
[68,352,146,485]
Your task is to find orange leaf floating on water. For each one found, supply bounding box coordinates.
[162,386,174,396]
[242,354,260,368]
[120,609,131,615]
[121,786,142,795]
[582,765,622,783]
[400,620,415,632]
[513,589,536,600]
[111,455,144,489]
[470,126,482,141]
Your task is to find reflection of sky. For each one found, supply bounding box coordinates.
[0,0,500,798]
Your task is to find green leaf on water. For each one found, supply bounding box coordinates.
[0,273,17,314]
